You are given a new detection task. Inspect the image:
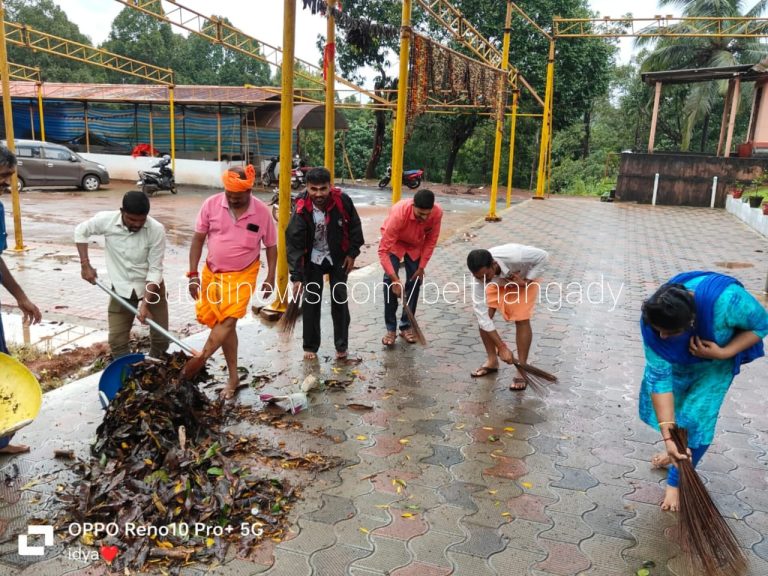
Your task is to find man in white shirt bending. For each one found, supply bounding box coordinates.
[466,243,548,391]
[75,191,169,358]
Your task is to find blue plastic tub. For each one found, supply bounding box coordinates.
[98,353,145,409]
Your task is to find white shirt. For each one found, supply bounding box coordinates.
[310,205,333,266]
[473,243,548,332]
[74,210,166,299]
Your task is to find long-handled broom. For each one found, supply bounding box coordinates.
[278,285,303,336]
[668,426,747,576]
[506,352,558,394]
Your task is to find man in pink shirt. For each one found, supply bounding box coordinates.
[378,189,443,346]
[182,165,277,399]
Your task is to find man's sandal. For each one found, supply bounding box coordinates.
[400,329,417,344]
[382,332,396,346]
[510,376,527,391]
[471,366,499,378]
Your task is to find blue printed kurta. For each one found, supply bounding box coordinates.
[639,275,768,447]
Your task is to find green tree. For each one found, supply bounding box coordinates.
[637,0,768,150]
[100,5,185,83]
[5,0,105,82]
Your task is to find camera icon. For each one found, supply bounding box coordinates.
[18,525,54,556]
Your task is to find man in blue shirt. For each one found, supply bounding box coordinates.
[0,146,42,455]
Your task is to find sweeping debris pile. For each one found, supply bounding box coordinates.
[55,353,336,573]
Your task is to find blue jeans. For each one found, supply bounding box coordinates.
[383,254,421,332]
[667,444,709,488]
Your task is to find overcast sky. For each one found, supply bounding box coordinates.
[52,0,666,84]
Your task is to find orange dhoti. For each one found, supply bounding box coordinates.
[196,260,260,328]
[485,280,540,322]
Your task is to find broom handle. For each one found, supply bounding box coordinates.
[94,279,197,355]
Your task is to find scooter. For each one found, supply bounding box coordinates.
[378,165,424,189]
[261,156,279,187]
[137,155,177,196]
[269,188,299,221]
[291,167,306,190]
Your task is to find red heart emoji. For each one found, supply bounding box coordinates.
[100,545,119,563]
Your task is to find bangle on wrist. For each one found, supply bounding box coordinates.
[658,421,675,427]
[186,271,199,278]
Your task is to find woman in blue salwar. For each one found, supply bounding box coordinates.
[639,271,768,511]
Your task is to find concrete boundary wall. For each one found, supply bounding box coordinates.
[726,194,768,237]
[80,154,240,188]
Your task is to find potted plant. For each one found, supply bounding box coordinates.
[730,183,744,199]
[763,200,768,216]
[748,194,764,208]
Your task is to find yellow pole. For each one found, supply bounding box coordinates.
[324,0,336,181]
[36,81,45,141]
[486,1,513,221]
[390,0,412,205]
[169,86,176,173]
[535,40,555,199]
[506,87,519,208]
[268,0,296,314]
[0,0,23,250]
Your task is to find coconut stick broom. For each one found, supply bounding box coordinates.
[278,287,303,336]
[668,426,748,576]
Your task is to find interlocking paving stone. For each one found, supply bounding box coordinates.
[310,544,372,575]
[420,444,465,468]
[582,506,635,540]
[539,511,595,545]
[413,419,452,438]
[276,519,338,556]
[488,546,547,575]
[533,540,591,575]
[504,407,546,425]
[306,494,357,525]
[551,465,600,491]
[333,514,389,551]
[545,487,598,517]
[500,519,551,554]
[349,535,412,574]
[262,549,312,576]
[437,482,483,511]
[587,462,636,487]
[578,534,636,573]
[483,455,528,481]
[373,512,429,541]
[449,522,507,558]
[447,551,495,575]
[408,531,465,568]
[389,561,452,576]
[423,505,470,537]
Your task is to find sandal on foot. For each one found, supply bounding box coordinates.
[400,329,417,344]
[382,332,396,346]
[470,366,499,378]
[303,351,318,361]
[510,376,527,391]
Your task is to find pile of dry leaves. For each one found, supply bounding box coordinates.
[55,353,338,573]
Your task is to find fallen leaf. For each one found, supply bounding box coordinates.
[359,527,370,534]
[503,427,515,432]
[488,435,499,442]
[401,513,414,518]
[521,482,533,489]
[482,427,494,431]
[455,424,465,430]
[356,435,368,441]
[398,439,410,445]
[501,512,511,517]
[488,490,497,495]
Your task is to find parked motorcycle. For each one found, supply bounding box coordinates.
[137,155,176,196]
[378,165,423,189]
[291,167,306,190]
[269,189,299,222]
[261,156,279,187]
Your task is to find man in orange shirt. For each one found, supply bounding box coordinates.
[378,189,442,346]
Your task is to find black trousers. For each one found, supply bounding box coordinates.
[302,260,350,353]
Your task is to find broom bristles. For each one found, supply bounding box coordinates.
[403,302,427,345]
[516,361,558,383]
[278,297,302,336]
[669,426,748,576]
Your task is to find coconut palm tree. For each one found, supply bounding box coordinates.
[636,0,768,150]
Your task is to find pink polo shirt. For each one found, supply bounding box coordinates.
[195,193,277,273]
[378,198,443,277]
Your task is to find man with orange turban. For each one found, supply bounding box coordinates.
[182,165,277,399]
